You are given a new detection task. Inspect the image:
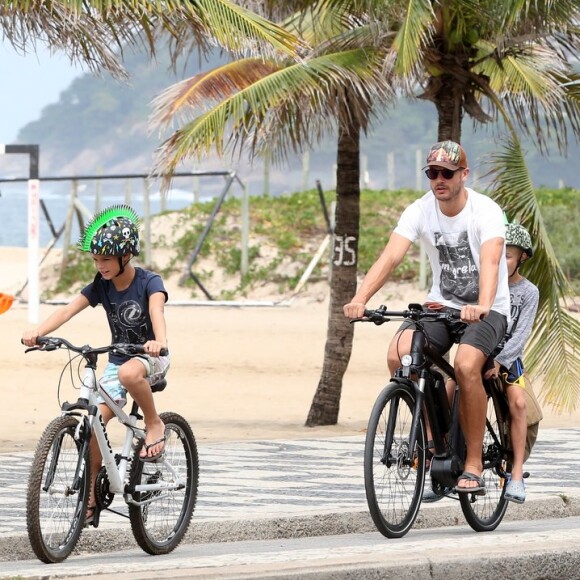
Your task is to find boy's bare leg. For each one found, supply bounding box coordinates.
[87,404,114,514]
[506,385,527,480]
[118,359,165,459]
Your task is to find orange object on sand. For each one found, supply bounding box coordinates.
[0,293,14,315]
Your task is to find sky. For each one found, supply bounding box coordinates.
[0,44,84,143]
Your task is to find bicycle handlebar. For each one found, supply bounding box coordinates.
[353,304,461,325]
[23,336,169,357]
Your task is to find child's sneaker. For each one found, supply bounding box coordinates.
[504,478,526,503]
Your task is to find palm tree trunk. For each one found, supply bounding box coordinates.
[305,115,360,427]
[434,74,463,142]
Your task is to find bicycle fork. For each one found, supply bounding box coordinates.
[381,377,426,469]
[42,415,91,497]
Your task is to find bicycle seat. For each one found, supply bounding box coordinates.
[151,379,167,393]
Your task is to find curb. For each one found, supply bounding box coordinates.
[3,493,580,563]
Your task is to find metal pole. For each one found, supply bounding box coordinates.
[27,173,40,323]
[302,151,310,191]
[124,179,131,206]
[263,154,270,196]
[143,178,152,268]
[95,168,102,213]
[1,145,40,321]
[387,152,395,190]
[61,179,78,276]
[361,154,369,189]
[416,148,427,290]
[241,182,249,277]
[192,165,200,203]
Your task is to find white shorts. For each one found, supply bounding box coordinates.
[98,355,170,407]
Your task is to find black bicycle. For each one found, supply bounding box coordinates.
[25,337,199,563]
[355,304,512,538]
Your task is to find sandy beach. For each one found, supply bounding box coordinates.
[1,246,578,454]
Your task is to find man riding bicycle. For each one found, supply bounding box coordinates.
[344,140,510,495]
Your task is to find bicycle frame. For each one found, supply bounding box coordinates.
[60,353,184,502]
[389,324,465,489]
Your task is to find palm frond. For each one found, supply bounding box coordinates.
[0,0,303,79]
[526,294,580,412]
[150,59,282,127]
[392,0,434,75]
[499,0,580,33]
[484,137,580,411]
[152,47,392,180]
[475,41,580,153]
[159,0,305,59]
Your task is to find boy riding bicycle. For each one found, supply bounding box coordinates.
[483,223,540,503]
[22,204,169,525]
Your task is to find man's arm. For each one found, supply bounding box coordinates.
[461,236,504,323]
[478,236,504,311]
[343,233,412,318]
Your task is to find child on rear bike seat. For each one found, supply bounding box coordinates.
[22,204,170,525]
[483,223,539,504]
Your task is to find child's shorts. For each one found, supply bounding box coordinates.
[97,355,170,407]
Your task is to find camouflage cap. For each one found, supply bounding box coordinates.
[424,140,468,171]
[505,223,533,257]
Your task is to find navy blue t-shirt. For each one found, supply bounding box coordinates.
[81,267,168,364]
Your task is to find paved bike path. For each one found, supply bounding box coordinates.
[1,428,579,560]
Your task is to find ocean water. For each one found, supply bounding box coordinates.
[0,182,217,248]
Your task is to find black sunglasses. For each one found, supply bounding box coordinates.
[425,167,462,180]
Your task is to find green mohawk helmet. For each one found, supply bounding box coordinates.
[79,204,141,256]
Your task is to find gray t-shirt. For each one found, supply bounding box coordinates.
[495,277,539,372]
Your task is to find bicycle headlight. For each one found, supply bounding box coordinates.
[401,354,413,367]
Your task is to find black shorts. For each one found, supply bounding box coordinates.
[397,307,507,358]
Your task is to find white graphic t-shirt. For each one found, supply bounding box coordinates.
[394,188,510,317]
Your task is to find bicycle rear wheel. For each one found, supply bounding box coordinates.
[460,384,509,531]
[26,415,90,563]
[364,382,426,538]
[129,411,199,555]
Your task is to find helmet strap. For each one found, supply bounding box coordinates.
[115,254,131,277]
[509,249,527,277]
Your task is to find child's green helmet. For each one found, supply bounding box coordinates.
[505,223,533,257]
[78,205,140,256]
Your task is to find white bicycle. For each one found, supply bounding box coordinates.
[25,336,199,563]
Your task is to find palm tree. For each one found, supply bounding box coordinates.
[152,0,580,422]
[382,0,580,411]
[150,7,395,426]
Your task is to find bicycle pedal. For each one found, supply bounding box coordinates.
[523,471,530,479]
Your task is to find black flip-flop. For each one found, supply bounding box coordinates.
[140,436,166,463]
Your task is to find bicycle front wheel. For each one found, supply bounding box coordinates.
[459,385,509,531]
[129,411,199,555]
[364,382,426,538]
[26,415,90,563]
